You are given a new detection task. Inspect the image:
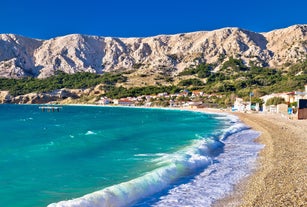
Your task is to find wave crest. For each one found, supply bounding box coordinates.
[48,114,249,207]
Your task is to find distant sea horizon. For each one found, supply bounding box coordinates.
[0,104,262,207]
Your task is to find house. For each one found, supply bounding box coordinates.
[136,96,145,102]
[187,101,203,108]
[191,90,204,97]
[113,99,119,105]
[285,91,307,105]
[261,93,289,112]
[285,92,296,104]
[97,97,110,105]
[118,98,135,106]
[261,93,287,103]
[232,98,249,112]
[157,92,168,97]
[294,90,307,102]
[178,89,190,97]
[262,85,307,112]
[144,95,152,102]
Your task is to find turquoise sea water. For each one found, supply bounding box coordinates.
[0,105,262,207]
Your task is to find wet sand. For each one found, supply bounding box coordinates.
[214,112,307,207]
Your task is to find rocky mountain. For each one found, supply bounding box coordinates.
[0,25,306,79]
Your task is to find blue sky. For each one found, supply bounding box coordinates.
[1,0,306,39]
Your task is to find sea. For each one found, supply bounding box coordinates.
[0,104,263,207]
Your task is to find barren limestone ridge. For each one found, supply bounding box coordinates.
[0,24,306,79]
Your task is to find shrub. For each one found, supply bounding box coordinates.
[265,97,285,106]
[178,78,204,87]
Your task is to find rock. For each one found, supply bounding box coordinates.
[0,91,12,103]
[9,89,81,104]
[0,25,306,78]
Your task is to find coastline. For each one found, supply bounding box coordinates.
[91,105,267,206]
[213,112,307,206]
[37,104,260,206]
[12,103,307,206]
[138,106,307,206]
[44,105,252,207]
[47,104,262,206]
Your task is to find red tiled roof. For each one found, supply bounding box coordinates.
[119,99,134,103]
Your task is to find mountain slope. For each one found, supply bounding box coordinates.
[0,34,42,78]
[0,25,306,78]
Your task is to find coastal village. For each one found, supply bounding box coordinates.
[0,84,307,119]
[96,85,307,119]
[233,84,307,119]
[1,76,307,120]
[3,83,306,119]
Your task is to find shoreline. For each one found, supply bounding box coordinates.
[127,106,307,206]
[41,104,260,206]
[213,112,307,206]
[65,104,267,206]
[5,103,306,206]
[41,105,251,207]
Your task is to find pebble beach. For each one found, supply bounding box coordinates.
[214,112,307,206]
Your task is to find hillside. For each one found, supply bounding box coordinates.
[0,25,306,79]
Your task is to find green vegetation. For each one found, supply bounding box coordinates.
[105,85,181,99]
[0,71,127,96]
[220,57,247,74]
[179,63,212,78]
[178,78,204,87]
[287,59,307,75]
[177,58,307,103]
[1,57,307,104]
[132,63,145,69]
[265,97,285,106]
[205,61,306,97]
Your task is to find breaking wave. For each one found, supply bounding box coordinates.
[48,114,251,207]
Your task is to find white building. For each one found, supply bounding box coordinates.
[97,97,110,105]
[233,98,247,112]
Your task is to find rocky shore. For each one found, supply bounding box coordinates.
[0,85,104,104]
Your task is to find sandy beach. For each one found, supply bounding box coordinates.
[211,112,307,207]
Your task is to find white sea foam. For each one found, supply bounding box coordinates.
[134,153,168,157]
[149,130,263,207]
[85,131,96,135]
[47,139,222,207]
[47,140,219,207]
[19,117,34,122]
[48,165,181,207]
[47,114,262,207]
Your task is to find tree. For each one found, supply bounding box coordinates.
[178,78,204,87]
[265,97,285,106]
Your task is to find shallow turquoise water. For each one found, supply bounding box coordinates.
[0,105,225,207]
